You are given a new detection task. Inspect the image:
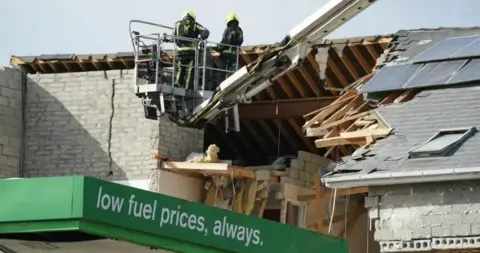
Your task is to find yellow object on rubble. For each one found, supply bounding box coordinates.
[233,179,258,215]
[233,183,244,213]
[193,144,220,163]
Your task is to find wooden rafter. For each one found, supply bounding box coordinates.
[349,46,371,74]
[298,66,323,96]
[285,71,308,97]
[242,120,270,152]
[337,48,361,80]
[327,51,350,87]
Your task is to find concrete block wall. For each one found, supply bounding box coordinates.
[0,68,23,178]
[283,150,332,188]
[24,70,204,183]
[368,181,480,252]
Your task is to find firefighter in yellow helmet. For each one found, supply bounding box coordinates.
[173,11,210,89]
[215,13,243,87]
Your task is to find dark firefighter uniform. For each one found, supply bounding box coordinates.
[215,13,244,86]
[173,11,210,90]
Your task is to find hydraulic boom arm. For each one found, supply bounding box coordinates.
[183,0,378,128]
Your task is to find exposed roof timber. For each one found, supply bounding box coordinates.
[10,36,392,75]
[10,35,391,165]
[238,97,338,120]
[302,85,415,162]
[230,39,388,163]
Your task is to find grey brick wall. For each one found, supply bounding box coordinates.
[0,68,23,178]
[369,181,480,242]
[24,70,203,180]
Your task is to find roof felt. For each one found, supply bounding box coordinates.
[323,27,480,186]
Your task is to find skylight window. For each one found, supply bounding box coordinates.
[408,127,477,158]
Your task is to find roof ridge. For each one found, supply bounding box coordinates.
[402,26,480,33]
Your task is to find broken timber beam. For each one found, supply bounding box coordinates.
[303,93,356,130]
[162,162,257,179]
[339,127,393,139]
[314,136,365,148]
[306,111,371,137]
[162,161,228,171]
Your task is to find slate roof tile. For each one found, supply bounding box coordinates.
[329,85,480,179]
[324,28,480,184]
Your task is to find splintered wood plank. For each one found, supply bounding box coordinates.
[354,120,375,127]
[340,128,393,139]
[321,95,364,126]
[308,111,371,134]
[163,162,228,170]
[345,100,372,116]
[306,127,329,137]
[163,163,257,179]
[303,93,356,129]
[314,136,366,148]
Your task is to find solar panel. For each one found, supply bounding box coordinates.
[411,36,480,63]
[447,59,480,84]
[451,39,480,59]
[360,64,422,93]
[403,60,467,89]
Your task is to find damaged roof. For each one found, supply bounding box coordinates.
[322,27,480,188]
[9,35,391,165]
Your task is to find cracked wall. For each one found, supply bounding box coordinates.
[367,181,480,252]
[0,68,23,178]
[23,70,204,199]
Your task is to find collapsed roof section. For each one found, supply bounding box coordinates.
[9,36,391,165]
[318,27,480,188]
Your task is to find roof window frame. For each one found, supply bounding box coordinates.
[408,127,477,158]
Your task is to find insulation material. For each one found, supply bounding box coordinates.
[231,179,259,215]
[233,181,245,213]
[184,152,205,162]
[189,144,220,163]
[242,179,258,215]
[190,144,270,214]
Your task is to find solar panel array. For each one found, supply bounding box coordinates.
[448,59,480,84]
[403,60,467,89]
[411,35,480,63]
[359,64,423,93]
[359,35,480,94]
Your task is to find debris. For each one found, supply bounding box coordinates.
[190,144,220,163]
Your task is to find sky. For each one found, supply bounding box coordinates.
[1,0,480,66]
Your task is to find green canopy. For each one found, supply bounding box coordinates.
[0,176,348,253]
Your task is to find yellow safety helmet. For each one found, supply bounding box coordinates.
[184,10,196,21]
[225,13,239,24]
